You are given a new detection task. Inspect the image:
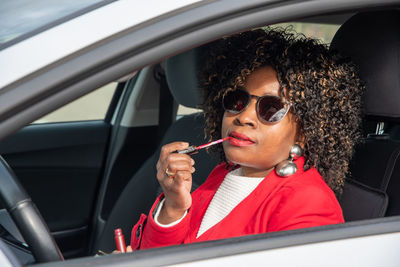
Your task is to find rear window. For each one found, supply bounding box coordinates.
[272,22,340,45]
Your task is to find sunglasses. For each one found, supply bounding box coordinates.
[222,89,291,123]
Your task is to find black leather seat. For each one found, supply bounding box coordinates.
[331,10,400,220]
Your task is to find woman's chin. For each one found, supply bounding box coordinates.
[225,156,254,168]
[225,155,275,172]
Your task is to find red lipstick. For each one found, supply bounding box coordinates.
[177,137,230,155]
[228,132,255,146]
[114,228,126,253]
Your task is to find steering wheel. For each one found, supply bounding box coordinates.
[0,156,64,262]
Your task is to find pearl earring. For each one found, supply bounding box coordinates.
[275,144,303,177]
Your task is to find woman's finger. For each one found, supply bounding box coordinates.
[159,142,189,162]
[157,143,191,171]
[173,170,193,184]
[163,170,193,194]
[164,159,194,174]
[157,159,194,184]
[157,152,194,176]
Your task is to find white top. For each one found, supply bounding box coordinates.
[154,168,264,238]
[154,198,188,227]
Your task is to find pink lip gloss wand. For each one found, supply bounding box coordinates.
[177,137,230,155]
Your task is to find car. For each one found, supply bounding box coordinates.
[0,0,400,266]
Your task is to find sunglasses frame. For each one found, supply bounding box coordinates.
[222,89,291,124]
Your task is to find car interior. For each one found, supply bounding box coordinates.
[94,9,400,253]
[0,5,399,265]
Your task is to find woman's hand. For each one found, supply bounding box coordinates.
[111,245,133,254]
[156,142,195,224]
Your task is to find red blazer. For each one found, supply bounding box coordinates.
[131,157,344,249]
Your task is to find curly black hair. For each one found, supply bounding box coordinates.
[201,28,363,194]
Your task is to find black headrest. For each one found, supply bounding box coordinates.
[330,10,400,118]
[165,48,202,108]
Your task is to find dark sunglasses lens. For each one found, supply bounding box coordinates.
[223,90,249,113]
[258,96,286,122]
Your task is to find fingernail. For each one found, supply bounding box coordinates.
[191,159,195,165]
[191,167,195,173]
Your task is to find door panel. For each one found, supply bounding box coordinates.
[0,120,111,258]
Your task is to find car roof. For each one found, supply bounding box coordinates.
[0,0,202,90]
[0,0,103,48]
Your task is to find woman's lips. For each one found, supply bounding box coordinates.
[228,131,255,146]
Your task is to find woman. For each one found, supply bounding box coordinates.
[129,28,363,250]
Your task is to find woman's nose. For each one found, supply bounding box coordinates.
[234,99,258,127]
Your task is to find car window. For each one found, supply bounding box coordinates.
[176,21,341,117]
[177,105,202,116]
[272,22,340,45]
[33,82,117,124]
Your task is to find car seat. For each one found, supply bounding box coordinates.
[330,10,400,220]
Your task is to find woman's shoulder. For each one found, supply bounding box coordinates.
[278,167,339,205]
[267,167,344,224]
[287,166,329,188]
[266,167,345,230]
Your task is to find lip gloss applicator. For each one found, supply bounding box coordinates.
[177,137,230,155]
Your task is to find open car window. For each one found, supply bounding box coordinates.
[33,82,117,124]
[272,22,340,44]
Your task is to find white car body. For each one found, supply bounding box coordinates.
[0,0,200,89]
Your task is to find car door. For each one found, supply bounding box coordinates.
[0,68,170,259]
[0,82,122,258]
